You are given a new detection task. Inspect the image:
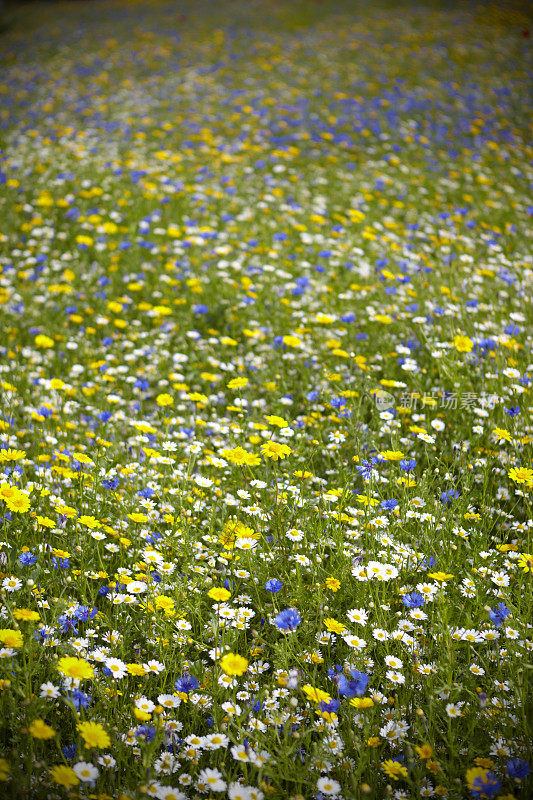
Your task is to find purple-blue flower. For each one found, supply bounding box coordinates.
[356,460,376,480]
[135,725,156,742]
[62,744,77,760]
[175,673,200,694]
[330,396,346,410]
[441,489,460,505]
[319,698,341,713]
[336,670,369,698]
[381,499,398,510]
[470,772,501,798]
[488,602,511,628]
[70,689,92,710]
[274,608,301,631]
[19,551,38,566]
[506,758,530,779]
[265,578,283,593]
[504,406,520,417]
[402,591,425,608]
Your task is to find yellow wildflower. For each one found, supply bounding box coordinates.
[261,441,292,460]
[77,721,111,749]
[29,719,56,740]
[219,653,248,676]
[50,765,79,787]
[453,334,474,353]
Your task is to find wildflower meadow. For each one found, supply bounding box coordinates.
[0,0,531,798]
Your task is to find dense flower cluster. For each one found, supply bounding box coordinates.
[0,1,531,798]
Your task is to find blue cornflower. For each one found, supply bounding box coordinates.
[504,323,520,335]
[506,758,530,779]
[470,772,501,798]
[102,476,120,490]
[402,591,425,608]
[295,745,306,763]
[52,557,70,570]
[440,489,460,505]
[58,615,78,634]
[73,605,98,622]
[504,406,520,417]
[327,665,344,679]
[381,499,398,510]
[174,673,200,694]
[136,725,156,742]
[488,602,511,628]
[356,460,375,480]
[62,744,77,760]
[319,698,341,713]
[70,689,92,710]
[336,670,369,698]
[399,459,417,471]
[265,578,283,593]
[19,551,38,566]
[306,390,320,402]
[329,396,346,410]
[274,608,301,632]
